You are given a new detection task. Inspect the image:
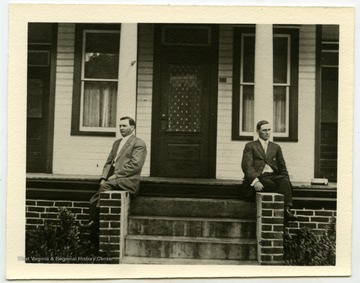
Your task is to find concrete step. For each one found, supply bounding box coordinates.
[122,256,258,265]
[125,235,257,260]
[129,197,256,219]
[128,215,256,239]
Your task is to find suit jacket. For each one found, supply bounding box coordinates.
[101,135,147,195]
[241,139,289,197]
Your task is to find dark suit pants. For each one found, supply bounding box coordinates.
[258,173,293,207]
[89,179,122,222]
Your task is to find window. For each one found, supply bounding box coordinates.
[71,24,120,136]
[233,27,299,141]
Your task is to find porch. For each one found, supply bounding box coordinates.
[26,174,337,265]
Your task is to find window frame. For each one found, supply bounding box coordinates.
[232,26,299,142]
[238,32,255,136]
[71,24,121,137]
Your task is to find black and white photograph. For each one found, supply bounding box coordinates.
[5,2,355,280]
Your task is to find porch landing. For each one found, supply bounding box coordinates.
[26,173,337,209]
[26,173,337,189]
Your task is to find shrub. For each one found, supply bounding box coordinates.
[284,217,336,265]
[26,206,96,263]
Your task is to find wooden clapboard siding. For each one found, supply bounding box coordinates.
[136,24,154,177]
[216,25,239,179]
[52,23,114,176]
[215,25,317,182]
[282,25,316,181]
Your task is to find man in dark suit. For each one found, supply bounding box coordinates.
[241,120,297,221]
[82,116,147,237]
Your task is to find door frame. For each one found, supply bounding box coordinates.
[150,24,219,178]
[314,25,339,182]
[314,25,322,179]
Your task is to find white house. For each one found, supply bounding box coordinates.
[26,23,338,183]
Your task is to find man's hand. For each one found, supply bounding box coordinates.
[254,181,264,191]
[100,179,106,186]
[107,174,116,181]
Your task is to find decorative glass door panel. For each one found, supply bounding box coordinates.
[167,64,202,133]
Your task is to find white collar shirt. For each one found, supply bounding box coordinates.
[114,134,133,161]
[258,138,269,153]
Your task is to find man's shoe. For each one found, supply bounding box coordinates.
[80,220,94,228]
[284,208,298,221]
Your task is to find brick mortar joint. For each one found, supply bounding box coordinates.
[261,216,283,218]
[100,191,126,195]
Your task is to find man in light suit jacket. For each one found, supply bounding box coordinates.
[82,116,147,234]
[241,120,297,221]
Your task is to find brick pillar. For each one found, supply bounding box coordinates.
[256,192,284,265]
[99,191,130,264]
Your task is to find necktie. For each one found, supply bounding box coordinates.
[263,141,268,154]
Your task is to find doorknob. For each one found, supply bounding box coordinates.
[161,114,168,131]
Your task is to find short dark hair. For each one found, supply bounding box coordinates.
[120,116,136,128]
[256,120,269,130]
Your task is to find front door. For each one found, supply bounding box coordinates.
[315,25,339,182]
[26,23,56,172]
[151,25,218,178]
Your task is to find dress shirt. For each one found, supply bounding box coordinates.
[258,138,274,174]
[251,138,274,186]
[114,134,133,163]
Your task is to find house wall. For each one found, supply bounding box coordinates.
[216,25,317,182]
[135,24,154,177]
[53,23,129,176]
[52,24,317,182]
[53,23,153,177]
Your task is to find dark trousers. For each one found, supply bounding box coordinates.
[89,179,120,222]
[258,173,293,207]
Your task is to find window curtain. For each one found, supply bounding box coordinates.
[242,85,254,132]
[83,82,117,128]
[273,86,287,132]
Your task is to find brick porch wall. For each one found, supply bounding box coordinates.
[286,208,336,235]
[255,192,337,265]
[26,199,89,229]
[25,185,336,265]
